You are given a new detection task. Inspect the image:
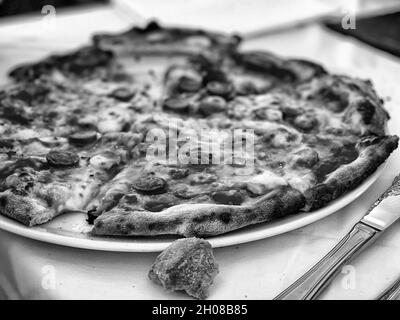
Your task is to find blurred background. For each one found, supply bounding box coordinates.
[0,0,400,58]
[0,0,399,82]
[0,0,400,28]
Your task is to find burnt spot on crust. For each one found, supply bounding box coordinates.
[0,194,8,210]
[148,218,182,232]
[126,223,135,230]
[314,86,349,113]
[142,20,162,32]
[143,194,177,212]
[95,219,104,228]
[356,135,386,149]
[273,187,306,217]
[218,211,231,224]
[313,155,356,183]
[9,46,114,80]
[286,59,327,82]
[192,214,209,224]
[356,99,376,125]
[361,135,399,154]
[9,60,54,81]
[191,211,218,225]
[234,51,296,82]
[312,142,359,182]
[87,209,97,225]
[307,184,334,210]
[310,135,399,210]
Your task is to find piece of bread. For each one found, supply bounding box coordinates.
[148,238,219,299]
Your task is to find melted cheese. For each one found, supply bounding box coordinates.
[245,170,287,195]
[97,104,134,133]
[286,173,316,194]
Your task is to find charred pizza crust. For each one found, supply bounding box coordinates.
[0,190,55,226]
[309,135,399,210]
[92,21,240,61]
[92,135,398,238]
[92,186,305,237]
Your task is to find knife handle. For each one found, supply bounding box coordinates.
[274,222,379,300]
[377,276,400,300]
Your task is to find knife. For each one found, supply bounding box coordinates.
[274,174,400,300]
[377,276,400,300]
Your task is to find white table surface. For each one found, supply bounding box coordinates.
[1,6,400,300]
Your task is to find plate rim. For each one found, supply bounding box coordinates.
[0,163,386,252]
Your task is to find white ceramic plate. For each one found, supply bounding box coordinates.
[0,164,385,252]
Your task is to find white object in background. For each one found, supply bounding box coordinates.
[124,0,336,35]
[330,0,400,18]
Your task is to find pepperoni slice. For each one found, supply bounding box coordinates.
[293,113,318,132]
[109,87,135,102]
[132,173,167,194]
[198,96,226,116]
[173,185,198,199]
[178,76,201,92]
[46,150,80,168]
[236,81,258,95]
[203,69,227,84]
[144,194,176,212]
[206,81,233,98]
[69,131,98,146]
[211,190,245,205]
[169,168,189,179]
[163,96,190,112]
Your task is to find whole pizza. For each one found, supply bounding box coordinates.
[0,22,398,238]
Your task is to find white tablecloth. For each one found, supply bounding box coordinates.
[1,6,400,300]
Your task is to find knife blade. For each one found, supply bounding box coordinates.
[362,175,400,231]
[274,174,400,300]
[377,275,400,300]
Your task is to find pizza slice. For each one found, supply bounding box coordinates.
[91,133,397,237]
[0,129,143,226]
[0,149,111,226]
[88,60,398,238]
